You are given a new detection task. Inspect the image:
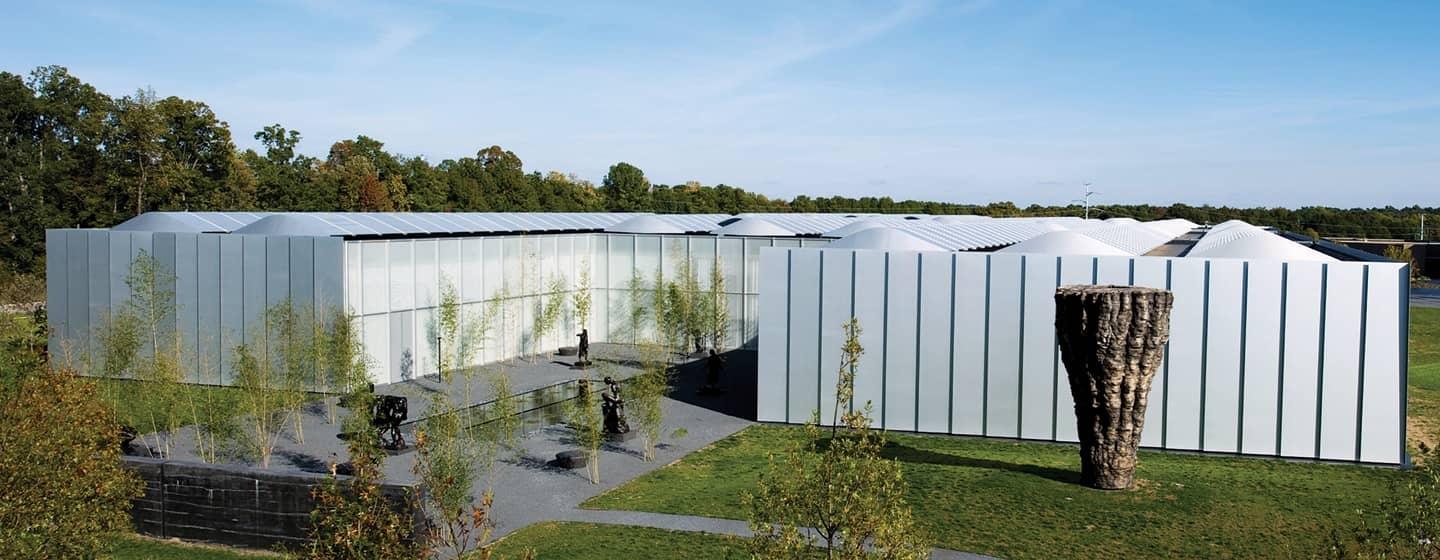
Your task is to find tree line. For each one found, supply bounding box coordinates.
[3,65,1435,277]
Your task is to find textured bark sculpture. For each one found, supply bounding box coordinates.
[1055,285,1173,490]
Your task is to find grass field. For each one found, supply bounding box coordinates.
[1407,307,1440,450]
[583,426,1403,558]
[490,522,749,559]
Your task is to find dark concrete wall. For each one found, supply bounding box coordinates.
[1340,240,1440,277]
[123,456,421,550]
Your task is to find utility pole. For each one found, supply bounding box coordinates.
[1072,182,1098,219]
[1422,214,1426,241]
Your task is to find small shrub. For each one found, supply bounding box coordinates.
[304,386,421,560]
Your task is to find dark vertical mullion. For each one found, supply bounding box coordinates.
[1017,255,1027,437]
[1400,269,1411,464]
[915,253,925,431]
[1354,265,1370,461]
[1051,256,1062,440]
[1237,262,1249,453]
[1314,263,1330,459]
[784,250,793,423]
[849,251,857,416]
[1199,261,1211,450]
[982,255,992,436]
[881,253,891,430]
[1275,263,1289,456]
[816,251,825,421]
[947,253,957,434]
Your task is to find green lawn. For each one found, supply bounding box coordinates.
[583,425,1404,559]
[1408,307,1440,449]
[105,535,273,559]
[490,522,748,560]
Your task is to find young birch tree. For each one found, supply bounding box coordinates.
[573,260,592,339]
[745,318,929,560]
[567,371,605,484]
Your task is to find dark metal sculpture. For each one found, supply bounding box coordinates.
[600,376,629,435]
[700,349,726,395]
[119,425,138,455]
[372,394,409,450]
[576,328,591,367]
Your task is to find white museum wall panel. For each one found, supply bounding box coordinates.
[756,247,1409,465]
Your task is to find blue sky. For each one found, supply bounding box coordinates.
[4,0,1438,207]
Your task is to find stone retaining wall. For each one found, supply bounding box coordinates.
[123,456,422,550]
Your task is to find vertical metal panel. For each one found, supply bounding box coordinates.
[314,238,344,315]
[361,242,388,315]
[46,230,67,360]
[755,248,790,422]
[718,238,744,293]
[607,235,634,342]
[196,235,222,384]
[744,239,769,292]
[985,253,1024,438]
[951,253,988,435]
[389,240,414,311]
[1165,258,1207,450]
[1020,255,1058,440]
[1280,261,1324,458]
[787,249,822,424]
[1319,264,1363,460]
[852,250,887,428]
[636,236,662,342]
[1240,260,1284,455]
[416,306,436,380]
[242,236,268,346]
[1203,259,1244,453]
[590,235,608,344]
[882,252,919,432]
[173,233,199,381]
[288,238,315,312]
[1360,264,1402,463]
[461,238,483,303]
[66,231,89,348]
[345,241,362,314]
[87,231,111,360]
[557,236,575,338]
[218,236,245,384]
[1055,256,1096,443]
[916,251,954,433]
[438,238,460,294]
[109,232,131,315]
[363,315,389,385]
[482,238,503,300]
[414,239,438,309]
[818,250,852,424]
[265,237,289,313]
[391,310,414,383]
[1095,256,1131,285]
[1131,257,1170,447]
[692,237,716,290]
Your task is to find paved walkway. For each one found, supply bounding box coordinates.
[552,509,996,560]
[1414,288,1440,309]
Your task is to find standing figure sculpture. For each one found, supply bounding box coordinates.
[600,376,630,435]
[700,349,726,395]
[576,328,591,368]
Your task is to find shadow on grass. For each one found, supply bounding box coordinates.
[880,441,1082,485]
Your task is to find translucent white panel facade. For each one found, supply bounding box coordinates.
[758,247,1409,465]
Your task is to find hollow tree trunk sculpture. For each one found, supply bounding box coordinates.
[1054,285,1173,490]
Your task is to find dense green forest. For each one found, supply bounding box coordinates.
[2,65,1435,279]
